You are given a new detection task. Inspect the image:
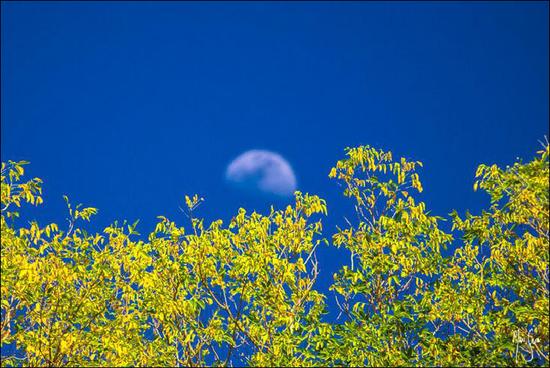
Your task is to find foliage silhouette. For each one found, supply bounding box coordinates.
[1,142,548,366]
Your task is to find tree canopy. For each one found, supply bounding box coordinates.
[1,142,548,367]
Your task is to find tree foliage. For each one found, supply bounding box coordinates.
[1,142,548,367]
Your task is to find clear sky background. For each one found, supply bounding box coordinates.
[1,1,549,316]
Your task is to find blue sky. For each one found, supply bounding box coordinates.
[1,1,548,312]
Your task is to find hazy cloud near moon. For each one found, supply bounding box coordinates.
[225,150,297,197]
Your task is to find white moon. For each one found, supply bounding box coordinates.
[225,150,297,197]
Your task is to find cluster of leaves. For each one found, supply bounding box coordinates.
[320,144,549,366]
[1,141,548,367]
[1,160,328,367]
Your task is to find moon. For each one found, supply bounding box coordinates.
[225,150,297,197]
